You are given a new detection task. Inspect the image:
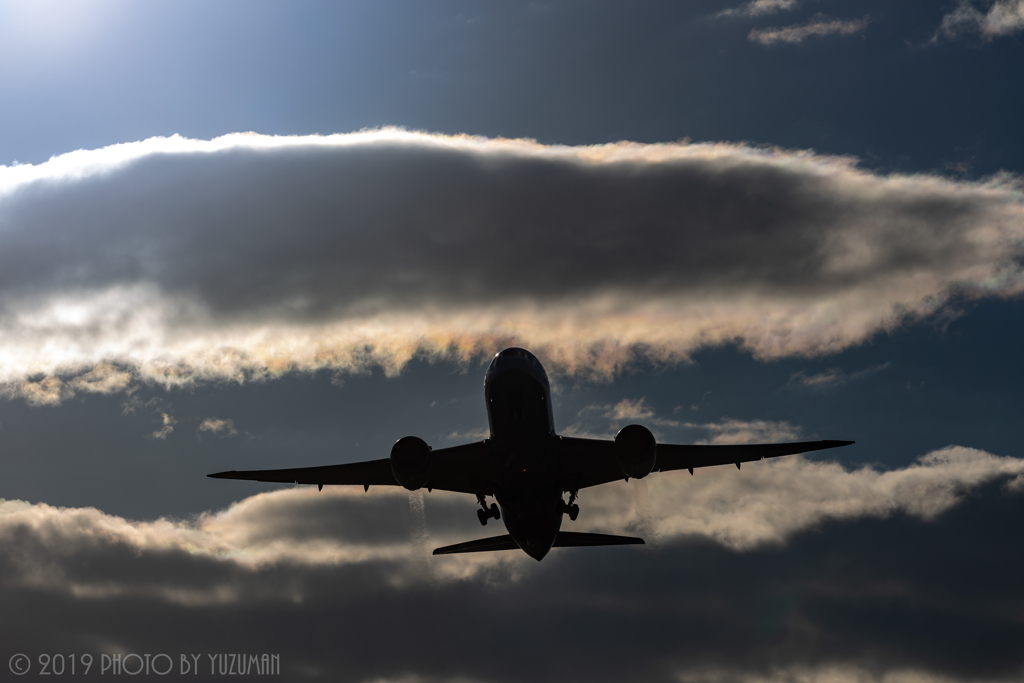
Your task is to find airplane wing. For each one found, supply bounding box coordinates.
[558,437,854,490]
[209,436,854,494]
[207,440,494,495]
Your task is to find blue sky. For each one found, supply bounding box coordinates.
[1,2,1023,682]
[3,1,1021,172]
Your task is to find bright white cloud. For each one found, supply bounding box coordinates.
[750,15,872,44]
[1,130,1022,401]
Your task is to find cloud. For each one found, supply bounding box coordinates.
[750,15,872,44]
[563,406,801,445]
[68,362,135,394]
[603,397,657,422]
[792,367,847,387]
[681,417,802,444]
[2,446,1024,680]
[938,0,1024,39]
[0,487,517,605]
[635,445,1024,549]
[3,375,66,406]
[151,412,176,440]
[444,426,491,442]
[198,417,237,438]
[0,130,1022,399]
[3,445,1017,596]
[671,665,1023,683]
[789,362,890,389]
[1,363,137,406]
[717,0,799,18]
[563,397,681,437]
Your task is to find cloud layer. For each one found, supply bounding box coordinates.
[2,445,1021,597]
[1,131,1022,396]
[2,446,1023,681]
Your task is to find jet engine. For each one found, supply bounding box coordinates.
[390,436,433,491]
[614,424,657,479]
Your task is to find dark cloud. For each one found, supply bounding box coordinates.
[0,132,1021,396]
[2,451,1023,682]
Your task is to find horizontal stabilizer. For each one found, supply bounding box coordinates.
[552,531,645,548]
[433,535,519,555]
[432,531,645,555]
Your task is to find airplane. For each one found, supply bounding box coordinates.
[209,347,853,561]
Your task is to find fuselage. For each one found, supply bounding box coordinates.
[483,348,563,560]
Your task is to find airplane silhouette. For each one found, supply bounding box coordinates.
[209,348,853,560]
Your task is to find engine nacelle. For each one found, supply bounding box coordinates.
[614,424,657,479]
[390,436,433,491]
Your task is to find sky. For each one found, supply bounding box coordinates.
[0,1,1023,681]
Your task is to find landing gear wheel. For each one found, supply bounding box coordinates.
[568,504,579,521]
[477,508,489,526]
[490,503,500,520]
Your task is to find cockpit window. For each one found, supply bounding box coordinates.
[485,347,549,385]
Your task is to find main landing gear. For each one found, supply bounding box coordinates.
[476,494,501,526]
[559,489,580,522]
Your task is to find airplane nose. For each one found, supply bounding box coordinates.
[485,347,549,386]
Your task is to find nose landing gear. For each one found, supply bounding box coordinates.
[476,494,501,526]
